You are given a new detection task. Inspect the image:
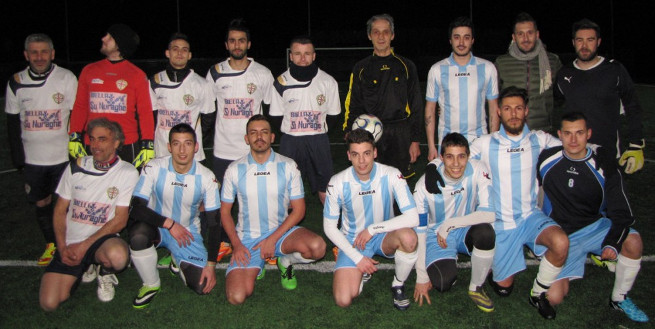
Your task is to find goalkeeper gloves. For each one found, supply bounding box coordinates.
[133,139,155,168]
[618,139,645,174]
[68,132,87,158]
[425,163,445,194]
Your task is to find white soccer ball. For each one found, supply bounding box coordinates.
[352,114,383,142]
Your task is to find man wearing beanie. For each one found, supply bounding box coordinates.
[269,36,341,205]
[69,23,155,168]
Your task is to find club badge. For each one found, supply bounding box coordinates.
[183,94,194,106]
[246,83,257,94]
[52,92,64,104]
[316,94,326,106]
[116,79,128,91]
[107,186,119,200]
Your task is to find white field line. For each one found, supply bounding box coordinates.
[2,255,655,271]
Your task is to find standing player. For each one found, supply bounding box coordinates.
[425,16,499,160]
[128,123,220,309]
[220,115,325,305]
[5,33,77,265]
[69,24,155,167]
[495,12,562,133]
[537,112,648,323]
[206,19,274,262]
[269,36,341,204]
[39,118,138,311]
[323,129,419,310]
[413,133,496,312]
[468,86,569,319]
[556,19,645,174]
[150,33,214,160]
[344,14,422,178]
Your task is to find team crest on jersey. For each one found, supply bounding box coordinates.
[316,94,326,106]
[116,79,128,91]
[246,83,257,94]
[183,94,194,106]
[380,65,390,71]
[52,92,64,104]
[106,186,119,200]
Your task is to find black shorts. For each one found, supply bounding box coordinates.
[24,162,68,203]
[279,133,333,193]
[44,234,120,278]
[375,120,412,177]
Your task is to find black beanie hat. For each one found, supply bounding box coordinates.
[107,24,139,58]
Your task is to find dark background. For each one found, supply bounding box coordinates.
[2,0,653,87]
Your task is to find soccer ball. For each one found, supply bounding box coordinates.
[352,114,383,142]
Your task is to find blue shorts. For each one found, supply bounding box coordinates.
[158,228,207,268]
[226,226,300,275]
[425,227,471,267]
[492,211,559,281]
[558,217,638,281]
[335,232,392,270]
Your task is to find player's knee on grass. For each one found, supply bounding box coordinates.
[180,262,206,295]
[427,259,457,292]
[128,221,158,250]
[465,223,495,251]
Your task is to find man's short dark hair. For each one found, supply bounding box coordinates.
[449,16,475,38]
[440,132,470,156]
[290,35,314,49]
[499,86,529,106]
[346,129,376,149]
[514,12,538,31]
[226,18,250,42]
[560,111,588,127]
[246,114,270,132]
[572,18,601,39]
[87,118,125,147]
[367,14,395,35]
[169,123,197,143]
[168,32,190,49]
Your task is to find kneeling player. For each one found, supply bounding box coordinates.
[413,133,496,312]
[39,118,138,311]
[221,115,326,305]
[537,112,649,323]
[129,123,220,308]
[324,129,419,310]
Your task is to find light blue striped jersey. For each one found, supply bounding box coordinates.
[426,53,499,144]
[221,151,304,240]
[470,125,560,230]
[323,162,416,242]
[413,159,494,234]
[133,156,220,235]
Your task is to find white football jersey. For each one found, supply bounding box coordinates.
[269,68,341,136]
[323,162,416,242]
[150,70,214,160]
[221,151,304,240]
[426,54,498,144]
[470,126,560,230]
[206,58,274,160]
[56,157,138,244]
[133,156,220,235]
[5,65,77,165]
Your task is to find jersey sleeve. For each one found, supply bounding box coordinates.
[287,160,305,200]
[116,166,139,206]
[135,74,155,140]
[474,161,494,212]
[425,65,439,102]
[132,161,158,200]
[199,80,216,114]
[202,170,221,211]
[326,76,342,116]
[598,148,635,251]
[323,176,342,220]
[268,76,285,117]
[486,64,499,100]
[4,80,20,114]
[55,163,74,200]
[392,168,417,213]
[220,163,237,203]
[69,67,91,134]
[343,68,363,131]
[616,62,644,144]
[261,70,274,105]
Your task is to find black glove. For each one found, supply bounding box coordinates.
[425,163,445,194]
